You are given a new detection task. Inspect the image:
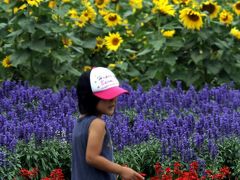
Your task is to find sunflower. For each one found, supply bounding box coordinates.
[62,37,73,48]
[129,0,143,10]
[104,32,123,51]
[152,0,175,16]
[2,56,12,68]
[230,27,240,40]
[161,29,176,38]
[48,0,56,9]
[4,0,10,4]
[82,6,97,23]
[108,63,116,69]
[103,12,122,27]
[179,8,203,30]
[172,0,191,5]
[75,15,87,28]
[96,36,105,48]
[83,66,92,72]
[68,8,78,19]
[62,0,71,3]
[26,0,42,7]
[95,0,110,9]
[219,10,233,25]
[200,1,220,19]
[233,1,240,15]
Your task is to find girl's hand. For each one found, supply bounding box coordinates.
[120,166,144,180]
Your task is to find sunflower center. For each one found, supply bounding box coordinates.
[95,0,104,5]
[112,38,119,45]
[236,3,240,10]
[222,15,228,21]
[201,3,215,14]
[109,15,117,21]
[188,11,199,21]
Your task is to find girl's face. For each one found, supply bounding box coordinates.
[96,97,117,116]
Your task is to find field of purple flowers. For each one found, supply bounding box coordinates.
[1,80,240,178]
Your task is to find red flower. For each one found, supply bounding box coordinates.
[165,167,171,173]
[20,168,38,179]
[190,161,199,171]
[150,176,160,180]
[154,162,162,175]
[50,168,65,180]
[219,166,230,176]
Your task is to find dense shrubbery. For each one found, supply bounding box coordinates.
[1,0,240,89]
[0,81,240,178]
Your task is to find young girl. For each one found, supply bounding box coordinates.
[71,67,144,180]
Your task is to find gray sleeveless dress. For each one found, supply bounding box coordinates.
[71,115,116,180]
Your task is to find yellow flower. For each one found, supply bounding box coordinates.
[129,53,137,60]
[95,0,110,9]
[96,36,105,48]
[233,1,240,15]
[48,1,56,9]
[126,29,134,37]
[84,6,97,23]
[161,29,176,38]
[108,63,116,69]
[129,0,143,10]
[75,15,87,28]
[99,9,109,16]
[26,0,42,7]
[83,65,92,72]
[68,8,78,19]
[200,1,221,19]
[62,0,71,3]
[2,56,12,68]
[172,0,191,5]
[103,12,122,27]
[62,37,73,48]
[179,8,203,30]
[219,10,233,25]
[152,0,175,17]
[104,32,123,51]
[230,27,240,40]
[4,0,10,4]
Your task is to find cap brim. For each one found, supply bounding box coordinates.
[93,87,128,100]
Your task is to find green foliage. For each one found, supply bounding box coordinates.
[114,138,161,177]
[0,138,71,179]
[0,0,240,90]
[217,137,240,178]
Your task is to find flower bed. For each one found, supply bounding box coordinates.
[0,80,240,178]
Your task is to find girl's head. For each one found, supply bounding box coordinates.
[76,67,128,116]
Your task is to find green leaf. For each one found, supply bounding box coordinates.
[18,18,35,33]
[81,38,96,49]
[7,29,23,38]
[214,38,229,49]
[145,68,158,79]
[137,48,152,56]
[68,66,81,76]
[51,26,67,33]
[85,25,102,35]
[150,39,165,51]
[29,39,47,52]
[124,49,138,54]
[0,23,7,30]
[52,51,71,63]
[127,68,141,77]
[11,50,30,67]
[207,61,222,75]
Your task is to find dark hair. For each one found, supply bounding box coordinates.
[76,71,101,116]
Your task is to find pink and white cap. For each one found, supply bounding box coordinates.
[90,67,128,100]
